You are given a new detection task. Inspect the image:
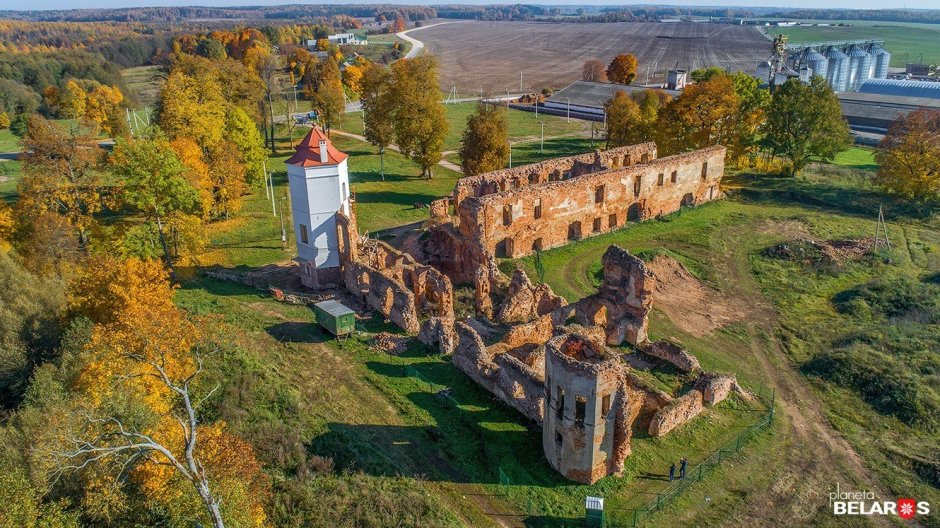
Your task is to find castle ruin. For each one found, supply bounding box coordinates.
[289,130,745,484]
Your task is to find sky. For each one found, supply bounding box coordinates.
[0,0,937,12]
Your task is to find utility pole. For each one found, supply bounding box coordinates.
[539,121,544,152]
[279,195,287,249]
[293,84,298,110]
[567,97,570,123]
[508,141,512,168]
[263,160,270,200]
[269,172,277,217]
[519,71,523,92]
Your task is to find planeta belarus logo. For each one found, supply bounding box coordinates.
[830,484,930,519]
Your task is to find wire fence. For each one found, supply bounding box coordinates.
[609,399,775,528]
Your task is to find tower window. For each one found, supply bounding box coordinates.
[534,199,542,219]
[556,387,565,419]
[658,173,664,186]
[601,394,611,419]
[701,162,708,180]
[595,185,605,204]
[671,170,678,183]
[300,224,309,244]
[502,205,512,226]
[575,395,587,426]
[592,217,601,233]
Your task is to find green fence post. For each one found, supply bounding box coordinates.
[698,464,704,481]
[632,509,638,528]
[736,434,742,451]
[770,389,776,423]
[656,493,662,510]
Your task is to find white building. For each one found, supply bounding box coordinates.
[286,127,351,288]
[328,33,367,45]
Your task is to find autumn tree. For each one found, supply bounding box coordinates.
[16,116,107,248]
[0,111,10,130]
[459,101,510,176]
[206,141,249,219]
[582,59,607,82]
[0,200,12,250]
[60,258,270,528]
[765,76,851,175]
[392,16,406,33]
[391,56,448,178]
[360,63,396,179]
[58,79,87,120]
[159,67,227,149]
[84,84,128,138]
[171,137,213,219]
[223,106,267,187]
[343,62,364,93]
[606,54,638,85]
[656,74,740,155]
[605,90,641,148]
[728,72,771,161]
[110,129,202,270]
[874,109,940,201]
[307,56,345,133]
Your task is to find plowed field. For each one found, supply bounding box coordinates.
[419,21,770,93]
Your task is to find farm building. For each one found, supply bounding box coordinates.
[838,91,940,133]
[543,81,680,120]
[328,33,367,45]
[857,79,940,100]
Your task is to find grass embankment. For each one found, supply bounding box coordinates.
[765,22,940,67]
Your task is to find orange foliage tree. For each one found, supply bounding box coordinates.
[606,54,638,85]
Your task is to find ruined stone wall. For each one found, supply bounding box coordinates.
[450,322,544,422]
[574,245,656,346]
[452,143,657,210]
[341,236,454,334]
[457,146,724,260]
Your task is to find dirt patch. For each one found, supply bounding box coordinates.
[766,237,874,267]
[646,255,746,337]
[371,332,409,356]
[0,175,11,182]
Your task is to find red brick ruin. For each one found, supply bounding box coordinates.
[328,141,747,484]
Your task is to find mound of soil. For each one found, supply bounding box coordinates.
[371,332,409,356]
[646,255,745,337]
[766,238,874,266]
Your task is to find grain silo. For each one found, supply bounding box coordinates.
[803,48,829,81]
[847,45,872,91]
[868,44,891,79]
[755,61,772,85]
[824,46,849,92]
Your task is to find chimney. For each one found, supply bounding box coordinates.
[318,139,328,163]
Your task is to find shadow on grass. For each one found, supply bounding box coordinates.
[523,515,586,527]
[266,321,327,344]
[732,171,939,220]
[354,190,441,208]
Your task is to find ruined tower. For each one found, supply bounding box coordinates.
[286,127,351,288]
[543,333,630,484]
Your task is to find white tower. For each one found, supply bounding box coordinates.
[285,127,351,288]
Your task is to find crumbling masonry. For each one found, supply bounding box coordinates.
[315,138,741,484]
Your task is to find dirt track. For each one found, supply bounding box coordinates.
[419,21,769,93]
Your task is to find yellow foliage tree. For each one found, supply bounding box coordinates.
[170,137,213,218]
[84,85,125,137]
[159,69,226,149]
[606,54,638,85]
[59,80,87,120]
[0,111,10,130]
[342,63,363,93]
[0,201,12,251]
[206,140,248,219]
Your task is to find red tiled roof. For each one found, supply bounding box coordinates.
[285,127,349,167]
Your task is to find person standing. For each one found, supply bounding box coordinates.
[679,457,688,479]
[668,462,676,481]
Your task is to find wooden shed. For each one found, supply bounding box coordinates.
[313,300,356,337]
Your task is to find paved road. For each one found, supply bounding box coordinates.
[396,22,455,59]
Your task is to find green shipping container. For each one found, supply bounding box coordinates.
[313,300,356,337]
[585,496,604,528]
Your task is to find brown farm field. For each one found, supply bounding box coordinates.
[419,21,770,93]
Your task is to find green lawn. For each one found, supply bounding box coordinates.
[765,22,940,67]
[831,146,877,170]
[0,160,21,203]
[337,101,588,153]
[0,129,20,153]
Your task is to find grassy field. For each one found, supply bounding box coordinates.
[121,65,164,109]
[765,22,940,67]
[831,146,877,171]
[0,129,20,153]
[336,101,588,153]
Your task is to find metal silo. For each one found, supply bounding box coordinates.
[869,44,891,79]
[824,46,849,92]
[847,45,872,91]
[803,48,829,81]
